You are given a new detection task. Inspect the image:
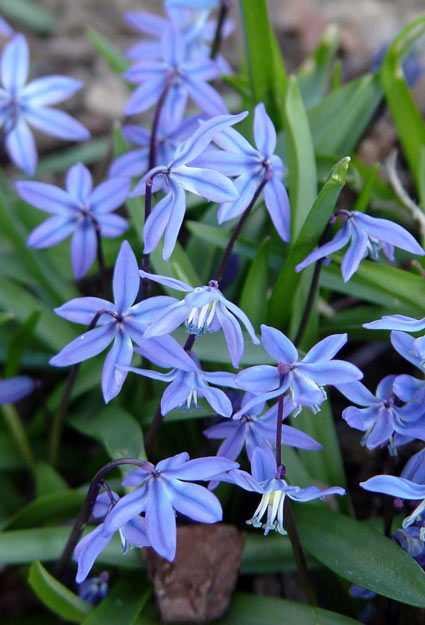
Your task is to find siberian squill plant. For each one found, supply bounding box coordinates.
[3,2,425,624]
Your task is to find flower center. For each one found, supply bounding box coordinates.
[185,299,218,336]
[247,489,287,536]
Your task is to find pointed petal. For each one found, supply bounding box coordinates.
[261,324,298,363]
[66,162,92,201]
[103,487,148,535]
[299,361,363,385]
[216,304,244,368]
[5,118,37,175]
[71,223,97,279]
[129,295,181,323]
[363,314,425,332]
[295,223,351,273]
[49,323,115,367]
[97,213,128,238]
[143,191,173,255]
[109,148,149,178]
[163,180,187,260]
[0,376,34,405]
[161,374,193,414]
[171,165,237,202]
[124,11,166,36]
[289,485,345,502]
[335,381,378,406]
[74,525,113,583]
[360,475,425,500]
[263,175,291,242]
[217,172,260,223]
[220,298,260,344]
[125,76,167,115]
[199,385,234,417]
[213,125,258,157]
[54,297,113,324]
[340,227,369,282]
[303,334,347,363]
[102,332,133,403]
[235,365,281,393]
[142,301,189,338]
[122,516,150,547]
[354,212,425,256]
[2,34,28,93]
[138,270,191,292]
[156,452,190,472]
[161,23,185,66]
[23,76,83,106]
[135,335,197,372]
[391,331,423,369]
[146,478,176,561]
[24,106,90,141]
[113,241,139,313]
[166,456,238,480]
[90,178,130,214]
[15,180,76,214]
[251,446,276,482]
[27,215,76,248]
[215,424,246,461]
[281,424,322,450]
[253,103,276,156]
[123,59,167,83]
[168,480,222,522]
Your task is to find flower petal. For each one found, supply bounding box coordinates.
[184,76,228,116]
[122,516,150,547]
[303,334,347,364]
[341,226,369,282]
[360,475,425,500]
[263,175,290,242]
[251,446,276,482]
[109,148,149,179]
[54,297,113,325]
[5,118,37,175]
[103,486,148,535]
[216,304,244,368]
[135,335,197,372]
[90,178,130,214]
[15,180,76,214]
[23,76,83,106]
[1,34,28,93]
[163,180,187,260]
[260,325,298,364]
[354,212,425,256]
[24,106,90,141]
[98,213,128,238]
[253,103,276,156]
[335,381,378,406]
[0,376,34,405]
[49,323,115,367]
[102,331,133,403]
[171,165,238,202]
[27,215,76,248]
[125,76,167,116]
[70,222,97,279]
[74,525,113,584]
[168,479,223,522]
[146,478,176,561]
[295,223,351,273]
[66,163,92,201]
[143,191,173,255]
[113,241,140,313]
[199,385,234,417]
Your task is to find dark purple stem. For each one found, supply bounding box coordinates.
[210,0,230,60]
[148,79,171,171]
[214,171,271,283]
[55,457,151,580]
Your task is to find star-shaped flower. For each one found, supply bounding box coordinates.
[234,325,363,417]
[50,240,194,403]
[139,270,259,367]
[0,33,89,174]
[16,163,129,279]
[296,210,425,282]
[103,452,238,561]
[193,102,291,242]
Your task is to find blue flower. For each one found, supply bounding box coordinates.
[336,375,425,451]
[385,331,425,409]
[0,16,13,37]
[0,33,89,174]
[203,392,322,464]
[234,325,363,417]
[0,375,34,405]
[124,22,227,120]
[121,354,237,417]
[131,112,246,260]
[50,241,194,403]
[166,0,221,8]
[139,270,259,367]
[364,314,425,361]
[194,102,291,242]
[102,452,238,561]
[223,446,345,535]
[16,163,129,279]
[296,210,425,282]
[74,492,150,583]
[78,572,109,605]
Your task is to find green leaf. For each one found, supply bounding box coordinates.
[284,75,317,240]
[380,17,425,190]
[0,527,142,568]
[0,431,24,470]
[87,26,130,74]
[294,504,425,607]
[308,74,382,155]
[70,406,145,461]
[0,0,56,33]
[238,0,286,129]
[35,462,68,497]
[28,561,92,623]
[297,24,340,108]
[352,162,379,213]
[240,533,314,573]
[216,592,360,625]
[222,74,251,100]
[82,577,150,625]
[5,309,40,378]
[239,238,269,329]
[320,258,425,315]
[268,157,349,328]
[2,489,86,530]
[151,243,201,292]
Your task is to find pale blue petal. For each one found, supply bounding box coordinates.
[27,215,76,248]
[303,333,347,363]
[146,478,176,561]
[217,172,260,223]
[342,405,378,432]
[213,125,258,157]
[289,485,345,502]
[125,76,167,115]
[138,269,192,292]
[394,374,424,402]
[235,365,281,393]
[204,420,239,439]
[122,516,150,547]
[5,118,37,175]
[119,366,175,385]
[66,163,92,201]
[365,409,394,448]
[124,11,166,36]
[0,376,34,405]
[54,297,113,324]
[90,178,130,214]
[143,191,173,255]
[156,452,190,472]
[23,76,83,106]
[92,492,114,518]
[102,332,133,403]
[391,331,422,369]
[261,325,298,364]
[71,223,97,279]
[167,456,238,480]
[1,33,28,93]
[170,112,247,167]
[354,212,425,256]
[221,299,260,345]
[135,335,197,372]
[251,446,276,482]
[24,107,89,141]
[109,148,149,178]
[375,375,396,401]
[129,295,179,323]
[341,227,369,282]
[202,371,238,388]
[113,241,140,313]
[216,304,244,368]
[360,475,425,499]
[364,314,425,332]
[253,103,276,156]
[295,223,352,273]
[263,176,290,242]
[162,84,188,130]
[122,124,151,145]
[161,23,185,66]
[226,469,261,492]
[49,323,115,367]
[98,213,128,238]
[171,165,238,201]
[161,374,193,414]
[281,424,322,450]
[163,180,187,260]
[142,301,189,338]
[214,423,246,461]
[123,60,167,83]
[335,381,378,406]
[15,180,76,214]
[183,59,220,82]
[199,385,234,417]
[168,479,222,522]
[191,147,256,176]
[103,487,148,535]
[184,76,227,116]
[291,373,325,407]
[74,525,113,583]
[299,361,363,385]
